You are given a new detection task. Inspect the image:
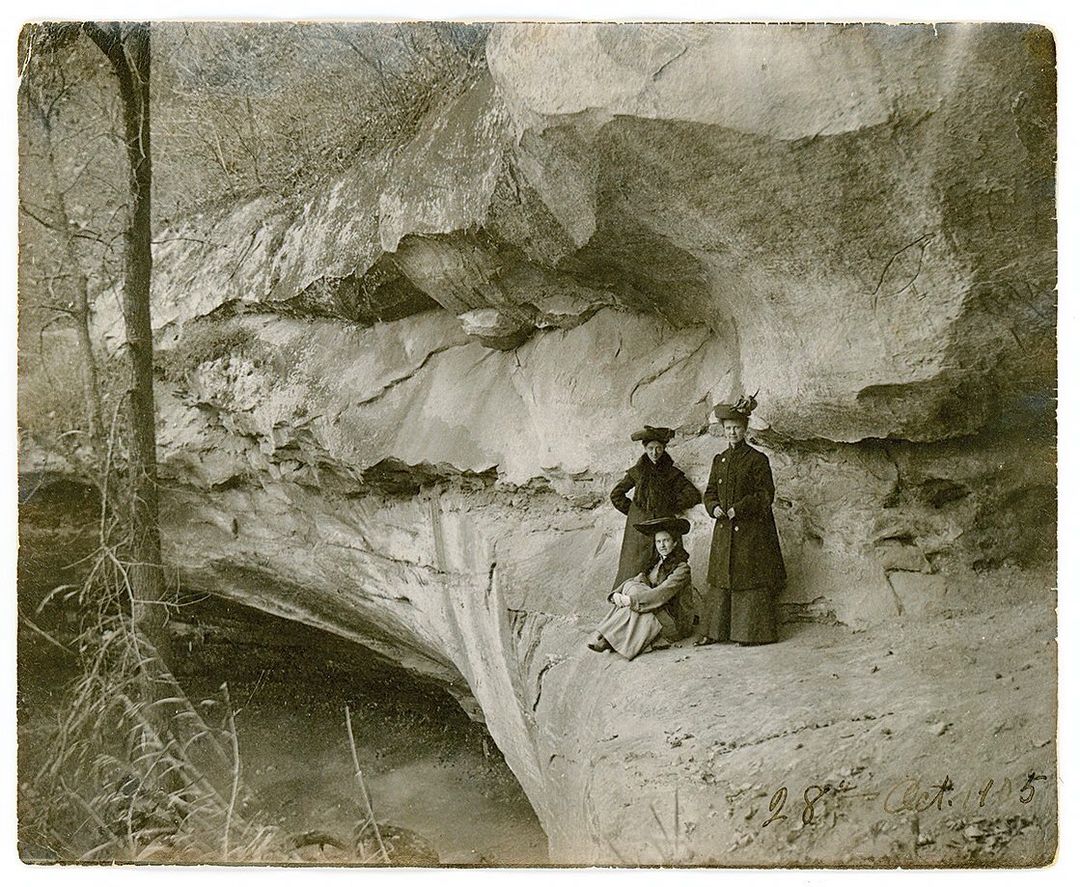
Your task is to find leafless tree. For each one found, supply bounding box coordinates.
[79,21,172,678]
[19,30,112,444]
[148,22,488,213]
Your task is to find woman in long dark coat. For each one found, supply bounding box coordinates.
[699,397,786,645]
[609,426,701,589]
[588,517,694,660]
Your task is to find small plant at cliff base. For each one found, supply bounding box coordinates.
[345,705,391,863]
[21,637,282,862]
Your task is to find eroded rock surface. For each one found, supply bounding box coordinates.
[62,22,1057,864]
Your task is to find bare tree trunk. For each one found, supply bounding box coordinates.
[84,22,171,672]
[21,70,104,442]
[20,22,235,814]
[23,93,105,444]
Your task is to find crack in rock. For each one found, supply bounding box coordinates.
[532,655,568,713]
[353,341,472,408]
[708,711,896,757]
[627,334,710,407]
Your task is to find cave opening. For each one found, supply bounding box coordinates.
[166,592,551,865]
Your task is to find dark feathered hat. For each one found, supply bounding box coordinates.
[633,516,692,537]
[630,425,676,445]
[712,392,758,423]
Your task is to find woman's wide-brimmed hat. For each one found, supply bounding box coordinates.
[634,516,692,537]
[712,393,758,423]
[630,425,676,444]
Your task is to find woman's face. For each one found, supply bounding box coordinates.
[722,419,747,445]
[655,530,677,557]
[644,440,665,463]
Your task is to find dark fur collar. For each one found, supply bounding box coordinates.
[633,451,675,475]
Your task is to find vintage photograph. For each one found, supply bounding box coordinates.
[15,19,1056,867]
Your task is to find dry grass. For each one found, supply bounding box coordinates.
[19,407,404,865]
[19,458,286,863]
[17,395,397,864]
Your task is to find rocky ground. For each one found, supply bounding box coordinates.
[541,575,1056,865]
[16,469,1057,866]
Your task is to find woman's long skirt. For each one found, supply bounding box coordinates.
[595,605,664,660]
[595,580,664,660]
[611,511,656,589]
[699,584,778,643]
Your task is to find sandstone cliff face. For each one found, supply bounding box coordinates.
[79,23,1054,862]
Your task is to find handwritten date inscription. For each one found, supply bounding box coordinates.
[762,784,829,827]
[883,772,1048,814]
[760,772,1048,828]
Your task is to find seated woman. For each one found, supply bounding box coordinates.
[587,517,693,661]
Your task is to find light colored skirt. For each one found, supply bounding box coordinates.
[595,581,663,661]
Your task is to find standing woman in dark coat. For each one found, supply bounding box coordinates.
[609,426,701,589]
[698,396,787,646]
